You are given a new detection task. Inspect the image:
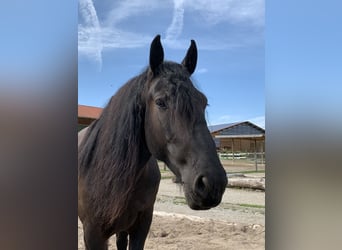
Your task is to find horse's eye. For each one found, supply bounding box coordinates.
[155,99,167,109]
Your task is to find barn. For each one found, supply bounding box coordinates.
[208,121,265,169]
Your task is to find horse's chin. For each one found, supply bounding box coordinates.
[188,202,212,210]
[185,195,213,210]
[183,184,220,210]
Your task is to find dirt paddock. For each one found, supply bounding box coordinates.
[78,213,264,250]
[78,163,265,249]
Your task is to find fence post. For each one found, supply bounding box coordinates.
[254,139,258,171]
[232,138,234,163]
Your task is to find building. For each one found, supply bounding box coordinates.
[208,121,265,168]
[208,121,265,152]
[78,104,102,131]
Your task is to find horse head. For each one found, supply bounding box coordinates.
[143,35,227,210]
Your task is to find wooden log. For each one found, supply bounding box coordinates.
[228,177,265,190]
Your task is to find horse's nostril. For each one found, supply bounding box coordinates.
[195,176,209,196]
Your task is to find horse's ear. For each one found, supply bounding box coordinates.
[149,35,164,75]
[182,40,197,75]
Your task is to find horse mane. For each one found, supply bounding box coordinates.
[78,69,151,224]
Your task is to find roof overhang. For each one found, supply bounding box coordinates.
[78,105,103,120]
[215,134,265,139]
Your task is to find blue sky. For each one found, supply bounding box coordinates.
[78,0,264,128]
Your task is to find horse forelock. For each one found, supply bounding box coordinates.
[154,61,207,125]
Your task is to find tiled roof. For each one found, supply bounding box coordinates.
[78,104,103,119]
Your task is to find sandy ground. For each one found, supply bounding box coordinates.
[78,214,264,250]
[144,213,264,250]
[78,170,265,250]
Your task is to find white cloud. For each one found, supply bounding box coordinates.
[208,114,237,126]
[99,28,152,49]
[78,0,157,69]
[103,0,163,26]
[165,0,185,43]
[196,68,208,74]
[207,114,265,129]
[184,0,264,26]
[216,115,234,123]
[248,115,265,129]
[78,0,100,27]
[78,0,264,64]
[78,0,102,68]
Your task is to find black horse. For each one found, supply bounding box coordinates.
[78,35,228,250]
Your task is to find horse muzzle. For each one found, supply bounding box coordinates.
[184,173,227,210]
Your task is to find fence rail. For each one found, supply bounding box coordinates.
[218,152,265,171]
